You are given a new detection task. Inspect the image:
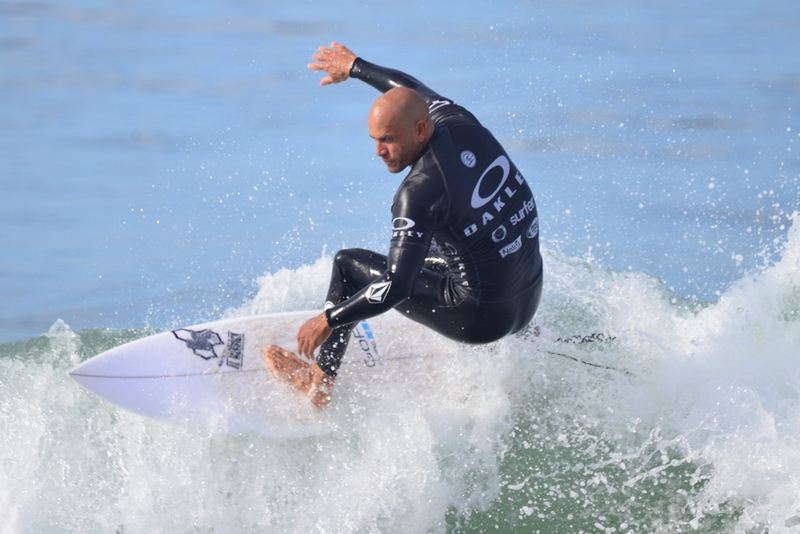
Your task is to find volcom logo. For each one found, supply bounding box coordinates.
[366,281,392,304]
[172,328,224,360]
[460,150,476,168]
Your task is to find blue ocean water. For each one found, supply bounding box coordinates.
[2,0,799,532]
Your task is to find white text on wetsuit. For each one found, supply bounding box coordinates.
[462,156,527,238]
[392,216,424,239]
[510,197,536,227]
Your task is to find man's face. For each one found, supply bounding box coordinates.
[368,113,418,174]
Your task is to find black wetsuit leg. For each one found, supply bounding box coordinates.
[393,281,542,344]
[316,248,542,376]
[316,249,384,376]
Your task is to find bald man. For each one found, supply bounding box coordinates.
[265,43,543,408]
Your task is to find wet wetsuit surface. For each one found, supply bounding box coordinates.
[317,58,543,376]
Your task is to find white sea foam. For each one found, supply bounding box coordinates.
[511,213,800,532]
[2,218,799,532]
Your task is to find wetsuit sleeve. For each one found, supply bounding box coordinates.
[349,57,440,101]
[349,57,481,125]
[325,185,439,328]
[324,240,432,328]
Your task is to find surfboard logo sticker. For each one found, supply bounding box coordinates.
[365,281,392,304]
[223,332,244,369]
[172,328,224,360]
[351,321,380,367]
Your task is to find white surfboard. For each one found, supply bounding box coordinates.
[68,310,426,436]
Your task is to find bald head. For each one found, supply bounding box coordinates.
[370,87,430,128]
[368,87,434,173]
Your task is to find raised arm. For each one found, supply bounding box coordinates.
[307,42,357,86]
[307,42,439,101]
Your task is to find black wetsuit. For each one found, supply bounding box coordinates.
[317,58,543,376]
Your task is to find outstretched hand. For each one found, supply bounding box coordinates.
[308,42,357,85]
[296,312,333,358]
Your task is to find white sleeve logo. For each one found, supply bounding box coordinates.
[365,281,392,304]
[392,217,415,230]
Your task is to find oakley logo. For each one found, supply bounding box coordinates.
[471,155,510,209]
[392,216,424,239]
[392,217,415,230]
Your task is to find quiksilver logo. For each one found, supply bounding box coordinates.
[366,281,392,304]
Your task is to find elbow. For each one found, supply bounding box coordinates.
[376,275,415,308]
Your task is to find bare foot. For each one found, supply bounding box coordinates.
[263,345,335,409]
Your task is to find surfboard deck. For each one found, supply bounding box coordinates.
[68,310,424,435]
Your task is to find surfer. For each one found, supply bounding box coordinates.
[264,42,543,408]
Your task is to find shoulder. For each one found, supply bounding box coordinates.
[395,161,443,205]
[393,154,449,219]
[428,98,482,128]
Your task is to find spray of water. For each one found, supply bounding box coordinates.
[2,217,798,533]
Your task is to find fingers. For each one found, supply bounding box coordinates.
[296,314,319,358]
[329,41,350,54]
[307,42,355,85]
[308,44,335,69]
[296,331,310,358]
[296,313,334,358]
[306,62,334,85]
[298,336,314,359]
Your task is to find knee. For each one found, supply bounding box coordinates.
[333,248,366,272]
[332,248,379,281]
